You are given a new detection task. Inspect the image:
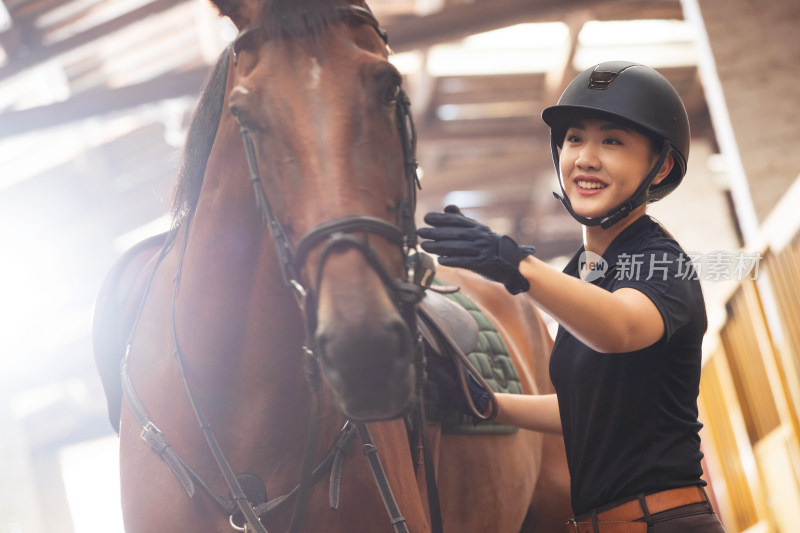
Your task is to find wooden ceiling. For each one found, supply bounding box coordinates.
[0,0,713,264]
[0,1,713,328]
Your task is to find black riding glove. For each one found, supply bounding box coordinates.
[424,353,491,422]
[465,371,490,418]
[417,205,535,295]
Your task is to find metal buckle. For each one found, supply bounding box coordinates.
[141,420,163,443]
[567,518,580,533]
[229,515,247,532]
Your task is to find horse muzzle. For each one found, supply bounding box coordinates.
[314,311,415,421]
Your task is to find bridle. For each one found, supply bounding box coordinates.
[233,3,426,357]
[230,6,431,530]
[121,5,441,533]
[234,6,420,290]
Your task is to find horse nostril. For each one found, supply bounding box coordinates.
[313,316,413,372]
[312,313,415,420]
[390,319,413,364]
[313,327,332,363]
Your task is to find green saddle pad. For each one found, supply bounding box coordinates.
[434,285,523,435]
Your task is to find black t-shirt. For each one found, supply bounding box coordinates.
[549,215,707,515]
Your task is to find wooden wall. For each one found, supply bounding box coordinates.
[699,235,800,532]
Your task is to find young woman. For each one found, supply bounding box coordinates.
[418,61,726,532]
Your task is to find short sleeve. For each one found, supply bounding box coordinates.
[612,248,698,343]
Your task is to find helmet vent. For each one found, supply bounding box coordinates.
[587,64,636,90]
[587,70,619,90]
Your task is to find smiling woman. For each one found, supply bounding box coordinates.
[417,61,727,532]
[559,117,674,221]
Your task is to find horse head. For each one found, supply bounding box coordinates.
[208,0,422,421]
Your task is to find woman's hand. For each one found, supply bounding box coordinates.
[417,205,535,295]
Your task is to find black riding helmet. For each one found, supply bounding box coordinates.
[542,61,690,228]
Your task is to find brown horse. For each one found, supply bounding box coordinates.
[93,1,570,531]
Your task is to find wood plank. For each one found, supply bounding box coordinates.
[0,0,189,83]
[0,65,208,138]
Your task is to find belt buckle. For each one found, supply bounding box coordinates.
[567,518,580,533]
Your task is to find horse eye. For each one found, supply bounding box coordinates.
[234,28,259,57]
[229,87,260,129]
[383,82,400,107]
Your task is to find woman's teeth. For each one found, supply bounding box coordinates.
[577,180,606,190]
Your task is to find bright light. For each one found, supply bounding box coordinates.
[463,22,569,49]
[59,436,124,533]
[401,19,696,77]
[0,1,11,33]
[573,44,697,69]
[436,101,538,121]
[579,19,695,46]
[0,229,73,367]
[428,44,564,76]
[389,51,423,75]
[0,129,82,191]
[113,214,172,253]
[443,190,490,208]
[574,20,697,69]
[426,22,569,76]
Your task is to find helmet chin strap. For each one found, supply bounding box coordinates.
[551,136,670,229]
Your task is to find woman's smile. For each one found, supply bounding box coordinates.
[559,118,666,218]
[574,175,608,194]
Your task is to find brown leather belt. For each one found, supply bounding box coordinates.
[565,486,707,533]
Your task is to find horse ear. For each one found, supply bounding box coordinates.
[208,0,262,30]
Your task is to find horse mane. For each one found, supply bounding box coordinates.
[171,45,231,224]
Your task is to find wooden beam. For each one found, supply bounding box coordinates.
[593,1,683,22]
[544,12,589,104]
[0,66,208,138]
[0,0,190,83]
[11,0,65,20]
[418,150,547,195]
[387,0,606,52]
[419,120,545,142]
[386,0,682,52]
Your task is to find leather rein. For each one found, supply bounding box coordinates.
[121,5,443,533]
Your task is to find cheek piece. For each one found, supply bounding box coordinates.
[417,205,536,295]
[551,134,671,230]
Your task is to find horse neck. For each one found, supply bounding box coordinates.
[172,110,339,450]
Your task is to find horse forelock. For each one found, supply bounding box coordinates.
[171,45,231,225]
[210,0,250,26]
[261,0,367,40]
